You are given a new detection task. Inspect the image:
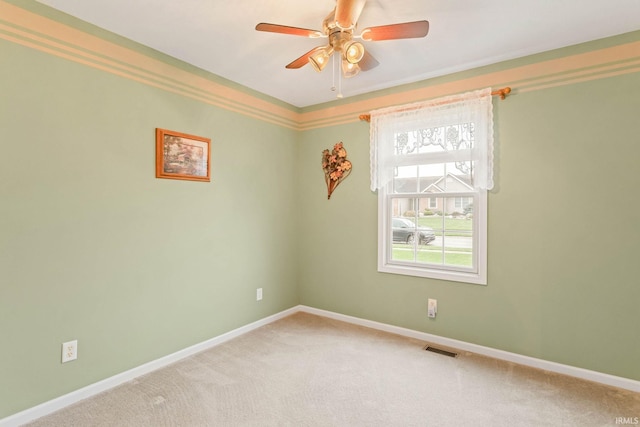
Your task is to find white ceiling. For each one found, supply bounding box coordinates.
[36,0,640,108]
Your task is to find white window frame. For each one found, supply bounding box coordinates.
[370,88,493,286]
[378,185,487,285]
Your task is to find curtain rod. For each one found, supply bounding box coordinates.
[358,87,511,122]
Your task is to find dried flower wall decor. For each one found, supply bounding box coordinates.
[322,142,352,199]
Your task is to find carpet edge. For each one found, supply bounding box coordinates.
[298,305,640,393]
[3,304,638,427]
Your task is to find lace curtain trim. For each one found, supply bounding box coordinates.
[369,88,494,192]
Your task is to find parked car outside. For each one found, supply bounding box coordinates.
[392,217,436,245]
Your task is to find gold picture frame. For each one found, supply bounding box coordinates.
[156,128,210,182]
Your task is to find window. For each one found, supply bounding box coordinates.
[454,197,472,211]
[369,89,494,285]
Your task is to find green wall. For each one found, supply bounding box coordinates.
[0,39,299,417]
[298,72,640,382]
[1,4,639,420]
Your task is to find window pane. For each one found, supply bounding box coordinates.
[394,124,475,156]
[390,199,435,263]
[419,164,445,194]
[393,165,419,193]
[442,229,472,267]
[437,200,473,268]
[399,162,472,196]
[389,197,474,270]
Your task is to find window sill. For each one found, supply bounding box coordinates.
[378,262,487,285]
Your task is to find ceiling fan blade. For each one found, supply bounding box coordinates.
[361,20,429,41]
[335,0,367,29]
[256,23,323,38]
[359,50,379,71]
[285,47,325,69]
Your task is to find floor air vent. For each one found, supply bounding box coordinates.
[424,345,458,358]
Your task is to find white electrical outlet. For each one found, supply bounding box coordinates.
[256,288,263,301]
[428,299,437,318]
[62,340,78,363]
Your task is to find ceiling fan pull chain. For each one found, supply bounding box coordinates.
[331,52,337,92]
[337,59,343,99]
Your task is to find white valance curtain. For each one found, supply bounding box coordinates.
[369,88,494,192]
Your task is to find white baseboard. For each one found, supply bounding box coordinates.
[0,307,298,427]
[2,304,638,426]
[298,305,640,393]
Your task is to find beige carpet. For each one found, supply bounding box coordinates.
[26,312,639,426]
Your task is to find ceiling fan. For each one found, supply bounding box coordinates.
[255,0,429,79]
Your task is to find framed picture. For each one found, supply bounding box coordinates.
[156,128,210,182]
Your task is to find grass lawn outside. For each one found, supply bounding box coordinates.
[393,216,474,266]
[416,216,473,237]
[392,244,472,266]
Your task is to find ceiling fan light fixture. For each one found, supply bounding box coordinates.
[344,41,365,64]
[309,46,333,72]
[341,59,360,78]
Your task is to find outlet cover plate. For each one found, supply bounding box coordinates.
[62,340,78,363]
[428,299,437,318]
